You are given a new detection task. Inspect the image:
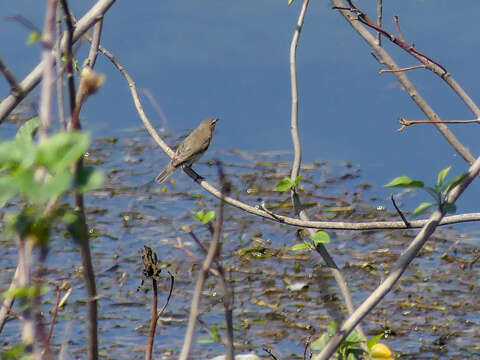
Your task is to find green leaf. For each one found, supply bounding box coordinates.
[385,176,424,188]
[275,177,294,192]
[14,169,72,203]
[3,286,35,299]
[37,131,90,172]
[424,186,440,201]
[310,231,330,245]
[327,321,338,335]
[367,333,385,350]
[436,166,451,187]
[74,166,104,193]
[412,202,434,216]
[15,118,39,145]
[288,0,295,4]
[1,343,27,359]
[442,173,467,194]
[310,333,331,351]
[0,177,18,208]
[193,210,215,224]
[442,203,456,214]
[197,337,215,344]
[293,174,303,185]
[26,31,40,45]
[0,140,36,169]
[345,329,366,344]
[291,243,311,251]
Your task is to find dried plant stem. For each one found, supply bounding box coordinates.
[145,278,158,360]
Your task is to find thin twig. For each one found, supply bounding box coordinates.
[379,64,425,74]
[393,15,404,42]
[263,346,279,360]
[390,194,410,228]
[376,0,382,46]
[47,288,62,343]
[0,57,22,96]
[398,117,480,131]
[55,2,66,129]
[157,271,175,318]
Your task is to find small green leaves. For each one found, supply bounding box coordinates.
[0,128,102,208]
[15,117,39,145]
[384,176,423,188]
[387,166,466,217]
[436,166,451,187]
[442,203,456,214]
[291,230,330,251]
[291,243,311,251]
[193,209,215,224]
[311,230,330,245]
[311,321,367,358]
[367,333,385,350]
[37,132,90,173]
[74,166,104,193]
[2,285,49,300]
[275,175,302,192]
[26,31,40,45]
[412,202,434,216]
[442,173,467,195]
[288,0,295,5]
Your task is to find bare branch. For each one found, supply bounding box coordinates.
[331,0,475,165]
[376,0,382,46]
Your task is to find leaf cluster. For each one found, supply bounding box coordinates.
[0,118,103,208]
[385,166,466,215]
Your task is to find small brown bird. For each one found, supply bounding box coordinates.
[155,118,218,183]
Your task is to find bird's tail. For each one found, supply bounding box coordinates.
[155,163,175,183]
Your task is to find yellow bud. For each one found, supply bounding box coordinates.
[371,343,393,359]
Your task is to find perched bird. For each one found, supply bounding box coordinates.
[155,118,218,183]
